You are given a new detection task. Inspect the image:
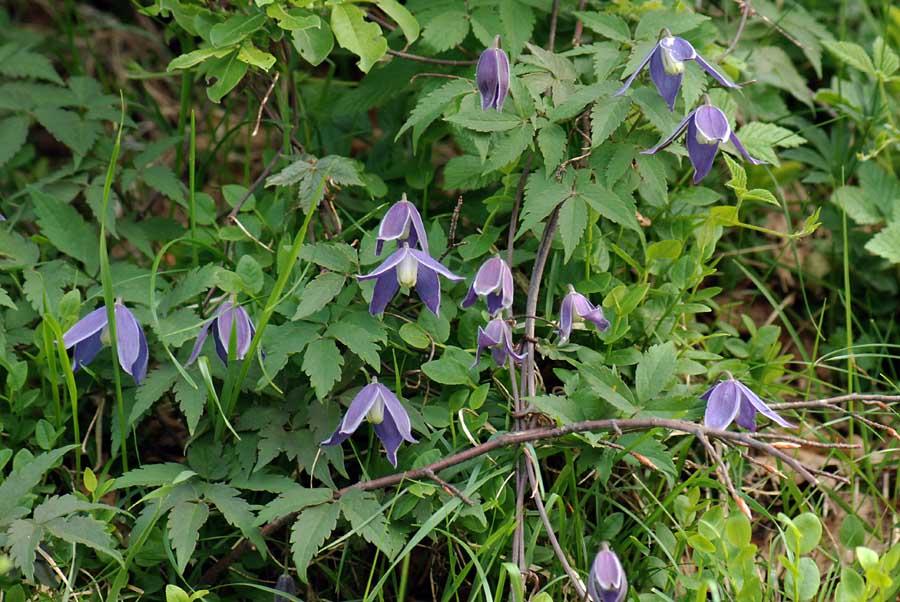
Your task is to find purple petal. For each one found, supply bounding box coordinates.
[186,316,215,366]
[216,305,252,361]
[379,383,416,443]
[131,321,149,385]
[321,382,380,446]
[213,321,229,365]
[474,321,502,367]
[405,201,429,253]
[703,381,740,429]
[735,396,757,431]
[461,285,479,309]
[734,380,795,428]
[473,257,504,296]
[686,120,720,184]
[494,48,510,112]
[641,108,697,155]
[589,543,628,602]
[694,53,740,89]
[63,307,108,349]
[649,49,682,111]
[369,273,400,315]
[583,307,611,333]
[662,37,696,62]
[500,260,514,308]
[729,132,767,165]
[476,49,498,111]
[694,105,730,143]
[485,292,505,315]
[72,331,104,372]
[409,249,464,282]
[358,247,409,281]
[114,304,143,381]
[614,44,660,97]
[501,322,526,363]
[377,201,412,246]
[373,412,404,467]
[415,264,441,316]
[558,293,575,343]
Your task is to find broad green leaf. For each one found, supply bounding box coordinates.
[784,556,820,601]
[375,0,419,44]
[302,338,344,399]
[831,186,880,226]
[292,18,334,66]
[205,51,249,102]
[236,255,264,294]
[422,355,471,385]
[167,501,209,574]
[0,115,28,168]
[44,515,123,565]
[635,342,676,402]
[298,241,357,273]
[330,4,387,73]
[291,502,340,583]
[793,513,822,554]
[725,512,751,547]
[873,37,899,77]
[634,9,709,39]
[340,490,405,558]
[835,567,866,602]
[266,4,318,31]
[573,11,630,42]
[209,12,268,47]
[293,272,346,320]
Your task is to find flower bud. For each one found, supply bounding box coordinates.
[476,36,510,112]
[588,542,627,602]
[274,574,296,602]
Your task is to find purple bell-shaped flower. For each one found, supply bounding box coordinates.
[588,542,628,602]
[461,256,514,315]
[186,299,256,366]
[62,301,149,386]
[702,373,794,431]
[473,317,525,368]
[558,286,610,344]
[476,35,510,112]
[376,194,429,256]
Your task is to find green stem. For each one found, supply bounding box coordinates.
[189,110,198,267]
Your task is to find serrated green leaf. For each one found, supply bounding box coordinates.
[340,489,405,558]
[33,494,116,524]
[298,242,357,273]
[0,43,63,84]
[750,46,812,106]
[0,228,39,270]
[484,125,533,172]
[167,501,209,574]
[129,366,177,426]
[0,115,29,168]
[873,37,899,77]
[330,4,387,73]
[743,188,779,206]
[142,164,187,206]
[572,11,630,42]
[45,515,122,565]
[865,222,900,263]
[537,123,566,175]
[591,96,630,148]
[111,462,189,490]
[558,195,587,263]
[202,483,265,554]
[7,519,42,581]
[291,502,340,583]
[326,321,381,369]
[302,338,343,399]
[517,170,571,235]
[823,40,876,75]
[578,182,641,233]
[397,79,472,151]
[421,10,469,53]
[34,107,100,156]
[29,188,99,274]
[293,272,346,320]
[255,486,333,526]
[446,110,523,133]
[635,342,676,402]
[174,377,206,435]
[735,122,805,166]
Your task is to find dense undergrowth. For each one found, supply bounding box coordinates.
[1,1,900,601]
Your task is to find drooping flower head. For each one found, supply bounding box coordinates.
[62,301,149,386]
[476,35,510,112]
[462,256,514,314]
[321,379,417,467]
[274,574,297,602]
[376,194,429,256]
[588,542,628,602]
[703,373,794,431]
[614,32,740,111]
[473,317,525,368]
[358,242,464,316]
[558,286,610,344]
[642,100,765,183]
[187,300,255,366]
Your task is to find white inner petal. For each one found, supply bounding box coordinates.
[396,253,419,288]
[695,127,718,145]
[367,393,385,425]
[662,47,685,75]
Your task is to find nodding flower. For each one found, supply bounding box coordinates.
[62,300,149,386]
[473,317,525,368]
[376,194,429,256]
[641,99,765,183]
[558,286,610,344]
[321,378,417,467]
[476,35,510,112]
[702,373,794,431]
[462,256,514,315]
[187,299,256,366]
[358,242,463,316]
[614,32,740,111]
[588,542,628,602]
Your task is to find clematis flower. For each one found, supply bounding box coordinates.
[461,256,514,314]
[702,374,794,431]
[321,379,417,467]
[186,300,255,366]
[274,574,296,602]
[376,194,429,256]
[62,301,148,386]
[358,242,464,316]
[476,35,510,111]
[588,542,628,602]
[473,317,525,368]
[642,101,765,183]
[558,286,610,344]
[614,33,739,111]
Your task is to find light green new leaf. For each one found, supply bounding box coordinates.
[865,222,900,263]
[266,4,318,31]
[330,4,387,73]
[209,12,268,47]
[823,40,876,75]
[238,42,276,71]
[375,0,419,44]
[291,502,340,583]
[167,46,234,71]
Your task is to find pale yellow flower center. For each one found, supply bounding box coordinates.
[397,253,418,288]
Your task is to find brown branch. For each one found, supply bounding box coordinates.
[423,469,474,505]
[386,48,477,66]
[199,417,823,584]
[571,0,589,47]
[717,0,752,63]
[770,393,900,411]
[547,0,561,52]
